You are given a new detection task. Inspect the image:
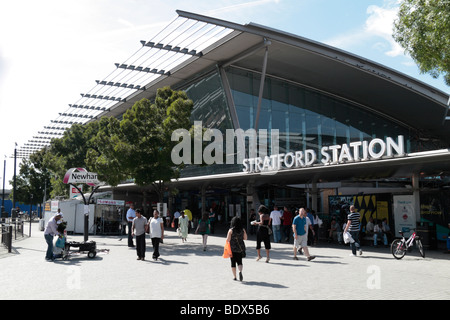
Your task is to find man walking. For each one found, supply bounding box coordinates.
[270,205,282,243]
[344,205,363,256]
[132,208,148,260]
[126,203,136,247]
[292,208,315,261]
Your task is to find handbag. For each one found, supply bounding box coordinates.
[222,241,233,258]
[55,236,65,248]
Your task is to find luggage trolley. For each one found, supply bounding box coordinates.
[62,240,109,260]
[55,221,110,260]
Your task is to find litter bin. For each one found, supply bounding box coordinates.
[416,222,437,249]
[39,219,45,231]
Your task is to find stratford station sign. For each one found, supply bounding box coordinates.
[243,135,405,174]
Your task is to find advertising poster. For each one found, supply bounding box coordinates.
[393,195,416,237]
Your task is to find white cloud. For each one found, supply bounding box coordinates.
[324,0,404,58]
[203,0,281,19]
[365,3,403,57]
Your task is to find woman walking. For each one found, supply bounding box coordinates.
[178,210,189,243]
[196,213,211,251]
[253,205,271,262]
[226,217,247,281]
[149,210,164,261]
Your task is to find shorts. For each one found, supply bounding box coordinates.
[230,252,243,268]
[294,234,308,248]
[256,229,271,250]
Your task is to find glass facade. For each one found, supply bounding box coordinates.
[179,66,446,178]
[226,67,444,156]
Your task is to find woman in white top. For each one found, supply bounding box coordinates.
[149,210,164,261]
[178,210,189,242]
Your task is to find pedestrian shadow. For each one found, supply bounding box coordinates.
[142,257,188,265]
[241,280,288,289]
[52,255,105,265]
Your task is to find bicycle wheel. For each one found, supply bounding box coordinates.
[416,239,425,258]
[391,239,406,259]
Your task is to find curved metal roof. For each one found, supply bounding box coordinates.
[101,9,450,142]
[20,10,450,157]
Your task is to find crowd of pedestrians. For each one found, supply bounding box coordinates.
[123,203,323,280]
[45,202,377,281]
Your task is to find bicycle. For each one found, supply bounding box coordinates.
[390,229,425,259]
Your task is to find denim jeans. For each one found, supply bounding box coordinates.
[374,233,388,246]
[350,231,361,255]
[44,234,54,260]
[272,225,281,243]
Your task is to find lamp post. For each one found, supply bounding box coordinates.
[1,156,6,218]
[12,143,17,216]
[29,194,33,237]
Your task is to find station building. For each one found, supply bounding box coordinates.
[33,11,450,246]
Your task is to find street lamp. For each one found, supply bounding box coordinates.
[29,194,33,237]
[13,143,17,217]
[1,155,6,218]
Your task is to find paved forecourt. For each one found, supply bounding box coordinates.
[0,222,449,300]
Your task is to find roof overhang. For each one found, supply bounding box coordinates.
[169,149,450,190]
[24,10,449,158]
[100,10,450,143]
[101,149,450,192]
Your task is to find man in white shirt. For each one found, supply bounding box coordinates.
[126,204,136,247]
[270,206,283,243]
[44,212,62,261]
[173,209,180,229]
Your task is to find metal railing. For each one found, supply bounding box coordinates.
[1,218,25,253]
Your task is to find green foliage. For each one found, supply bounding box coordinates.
[87,87,194,195]
[18,86,193,200]
[86,116,126,187]
[10,154,52,205]
[393,0,450,85]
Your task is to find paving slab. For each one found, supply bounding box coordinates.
[0,222,449,301]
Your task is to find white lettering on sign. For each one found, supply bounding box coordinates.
[243,135,405,173]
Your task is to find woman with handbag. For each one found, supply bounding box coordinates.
[226,217,247,281]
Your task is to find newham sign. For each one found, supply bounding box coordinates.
[243,135,405,173]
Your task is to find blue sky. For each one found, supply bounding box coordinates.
[0,0,448,188]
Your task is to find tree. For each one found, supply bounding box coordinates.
[393,0,450,85]
[86,116,128,187]
[10,155,52,209]
[87,86,194,201]
[45,122,99,198]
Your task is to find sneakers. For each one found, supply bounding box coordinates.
[349,250,363,257]
[293,256,315,261]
